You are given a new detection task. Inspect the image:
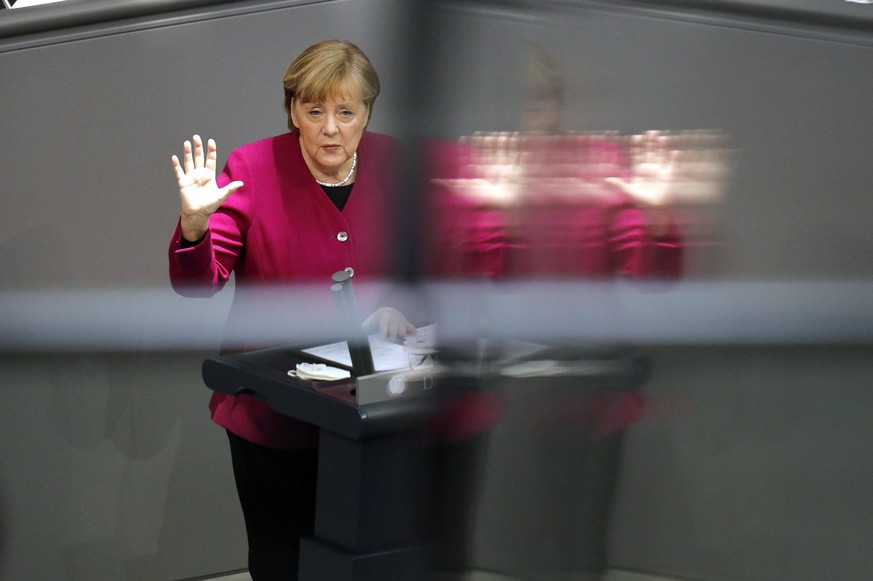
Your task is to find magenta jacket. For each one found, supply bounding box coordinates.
[169,131,402,448]
[422,137,684,440]
[423,137,683,280]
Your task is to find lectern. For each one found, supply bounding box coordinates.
[201,340,650,580]
[202,344,437,580]
[201,270,650,579]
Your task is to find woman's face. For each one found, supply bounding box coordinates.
[291,80,369,181]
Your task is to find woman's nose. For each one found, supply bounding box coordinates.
[323,115,338,135]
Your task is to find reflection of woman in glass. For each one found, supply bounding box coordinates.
[426,45,684,279]
[423,45,698,580]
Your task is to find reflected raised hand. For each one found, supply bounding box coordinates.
[604,130,678,209]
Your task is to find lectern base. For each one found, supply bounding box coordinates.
[298,537,428,581]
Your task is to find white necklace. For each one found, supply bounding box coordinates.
[315,152,357,187]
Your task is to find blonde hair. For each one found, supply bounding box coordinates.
[283,39,381,131]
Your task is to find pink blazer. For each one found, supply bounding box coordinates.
[169,131,403,448]
[422,138,683,280]
[421,137,684,440]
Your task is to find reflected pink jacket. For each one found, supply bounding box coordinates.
[423,138,683,280]
[422,138,683,440]
[169,131,402,448]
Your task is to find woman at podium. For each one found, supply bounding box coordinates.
[167,40,414,580]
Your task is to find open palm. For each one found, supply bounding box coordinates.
[171,135,243,241]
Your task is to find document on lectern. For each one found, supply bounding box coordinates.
[302,325,437,373]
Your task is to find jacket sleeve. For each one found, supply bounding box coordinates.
[608,202,684,279]
[651,222,684,278]
[168,149,253,297]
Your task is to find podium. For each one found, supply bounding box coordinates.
[202,338,650,580]
[202,346,436,581]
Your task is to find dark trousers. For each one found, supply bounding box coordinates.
[227,431,319,581]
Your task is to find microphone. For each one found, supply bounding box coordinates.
[330,270,375,376]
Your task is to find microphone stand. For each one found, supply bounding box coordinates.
[330,270,376,377]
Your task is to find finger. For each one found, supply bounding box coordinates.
[182,140,194,173]
[386,314,406,339]
[629,134,644,165]
[379,316,391,338]
[171,155,186,181]
[205,138,218,172]
[388,318,413,340]
[657,134,673,163]
[602,176,631,194]
[217,181,244,204]
[643,131,660,163]
[192,135,205,169]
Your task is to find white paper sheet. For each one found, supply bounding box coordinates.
[302,325,437,372]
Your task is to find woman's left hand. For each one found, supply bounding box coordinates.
[362,307,416,340]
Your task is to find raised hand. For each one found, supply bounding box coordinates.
[604,130,677,209]
[171,135,243,242]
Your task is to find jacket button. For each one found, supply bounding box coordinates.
[344,266,355,277]
[337,231,348,242]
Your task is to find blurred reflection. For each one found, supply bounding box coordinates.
[426,127,729,278]
[423,45,730,281]
[421,44,732,580]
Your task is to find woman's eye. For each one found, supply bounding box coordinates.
[339,110,354,119]
[308,110,323,119]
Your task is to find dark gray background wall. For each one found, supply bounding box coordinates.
[1,0,873,579]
